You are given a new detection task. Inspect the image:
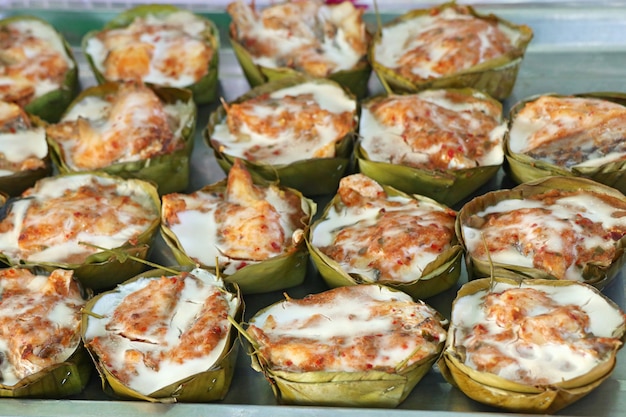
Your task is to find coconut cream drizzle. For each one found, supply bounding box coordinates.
[462,192,626,281]
[83,268,239,395]
[211,81,355,165]
[451,281,625,384]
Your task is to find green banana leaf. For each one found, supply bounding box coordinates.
[505,92,626,195]
[81,4,220,105]
[438,277,626,414]
[240,284,447,408]
[82,267,243,402]
[456,176,626,289]
[369,2,533,100]
[307,181,462,299]
[0,172,162,291]
[0,15,79,122]
[46,82,196,195]
[160,169,316,294]
[204,75,357,197]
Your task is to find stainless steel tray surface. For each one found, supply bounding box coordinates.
[1,3,626,416]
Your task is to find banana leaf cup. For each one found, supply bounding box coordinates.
[81,4,220,105]
[456,176,626,289]
[0,15,79,123]
[0,172,162,291]
[356,88,507,208]
[0,267,93,398]
[82,266,243,402]
[160,160,316,294]
[307,174,463,300]
[369,2,533,100]
[0,104,52,196]
[505,92,626,195]
[438,277,626,414]
[227,0,372,98]
[236,284,448,408]
[46,82,196,195]
[204,75,358,197]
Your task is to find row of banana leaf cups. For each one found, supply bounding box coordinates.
[229,1,533,101]
[2,82,197,198]
[203,70,626,212]
[0,263,244,403]
[2,258,624,413]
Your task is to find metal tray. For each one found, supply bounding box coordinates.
[1,3,625,416]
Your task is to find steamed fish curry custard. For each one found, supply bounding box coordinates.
[374,5,523,84]
[0,174,159,265]
[0,101,47,176]
[45,82,191,171]
[461,189,626,281]
[0,268,85,386]
[84,10,215,89]
[311,174,457,283]
[83,268,240,396]
[227,0,368,77]
[508,95,626,168]
[161,160,310,273]
[248,285,447,372]
[448,280,625,386]
[210,81,356,165]
[0,18,74,108]
[360,89,506,171]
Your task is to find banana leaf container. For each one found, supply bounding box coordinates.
[0,172,162,291]
[307,176,463,300]
[204,75,358,197]
[160,164,316,295]
[0,108,53,196]
[355,88,506,207]
[81,266,243,402]
[237,284,448,408]
[81,4,220,105]
[505,92,626,195]
[0,267,93,399]
[0,15,79,123]
[438,277,626,414]
[456,176,626,289]
[369,2,533,100]
[46,82,196,195]
[227,1,372,98]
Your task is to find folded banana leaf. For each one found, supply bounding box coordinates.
[240,284,447,408]
[81,4,220,105]
[82,267,243,402]
[505,92,626,195]
[438,277,626,414]
[0,15,79,122]
[160,165,316,294]
[456,176,626,289]
[369,2,533,100]
[307,179,462,299]
[46,82,196,195]
[204,75,357,197]
[0,172,162,291]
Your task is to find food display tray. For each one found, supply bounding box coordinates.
[1,2,626,416]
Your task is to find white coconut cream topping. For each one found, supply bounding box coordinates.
[83,268,239,395]
[210,81,356,165]
[0,174,158,264]
[359,90,506,170]
[461,190,626,281]
[0,268,84,386]
[450,281,625,385]
[248,285,447,372]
